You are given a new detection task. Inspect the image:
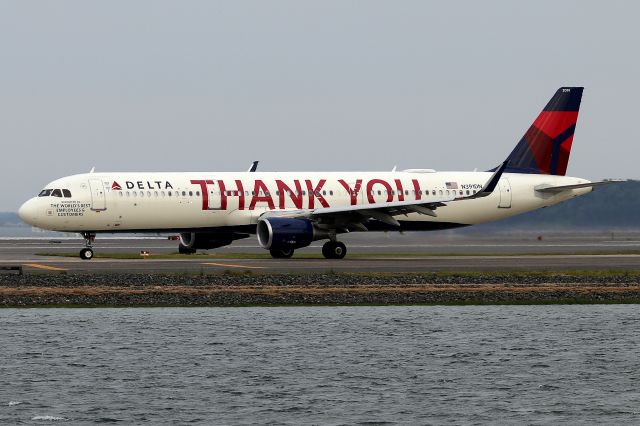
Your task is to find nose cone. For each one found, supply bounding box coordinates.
[18,198,38,226]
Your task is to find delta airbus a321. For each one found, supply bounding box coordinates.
[19,87,618,260]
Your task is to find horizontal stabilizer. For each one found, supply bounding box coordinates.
[535,179,625,193]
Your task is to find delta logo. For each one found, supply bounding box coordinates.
[112,180,174,190]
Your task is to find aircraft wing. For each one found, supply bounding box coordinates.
[535,179,625,194]
[260,161,508,229]
[262,197,454,227]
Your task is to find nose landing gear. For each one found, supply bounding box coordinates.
[322,240,347,259]
[79,232,96,260]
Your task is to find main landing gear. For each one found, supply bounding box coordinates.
[322,241,347,259]
[269,248,294,259]
[267,241,347,259]
[79,232,95,260]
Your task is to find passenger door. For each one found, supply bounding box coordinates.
[88,179,107,211]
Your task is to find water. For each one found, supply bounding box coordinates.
[1,306,639,425]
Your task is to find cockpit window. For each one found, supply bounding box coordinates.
[38,188,72,197]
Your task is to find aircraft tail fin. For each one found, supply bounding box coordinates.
[503,87,583,176]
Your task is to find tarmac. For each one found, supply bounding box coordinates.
[1,231,639,274]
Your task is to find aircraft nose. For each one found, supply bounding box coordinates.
[18,198,38,226]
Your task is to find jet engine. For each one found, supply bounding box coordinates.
[256,217,328,251]
[179,232,249,254]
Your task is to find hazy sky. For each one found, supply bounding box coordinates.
[1,1,638,210]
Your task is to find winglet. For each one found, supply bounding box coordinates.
[471,160,507,199]
[248,161,259,172]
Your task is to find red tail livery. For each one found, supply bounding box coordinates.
[504,87,583,176]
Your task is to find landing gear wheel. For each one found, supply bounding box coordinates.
[79,232,96,260]
[322,241,347,259]
[79,248,94,260]
[178,244,197,254]
[269,248,294,259]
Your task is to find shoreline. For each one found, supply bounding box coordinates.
[1,271,640,307]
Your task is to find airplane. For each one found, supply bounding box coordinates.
[18,87,621,260]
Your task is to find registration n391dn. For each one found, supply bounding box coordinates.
[19,87,619,260]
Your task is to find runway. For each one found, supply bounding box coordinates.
[1,232,639,274]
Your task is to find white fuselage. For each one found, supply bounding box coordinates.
[19,171,592,233]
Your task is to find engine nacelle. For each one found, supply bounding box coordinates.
[257,217,326,250]
[179,232,249,250]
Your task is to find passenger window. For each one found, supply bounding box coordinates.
[330,190,333,196]
[126,191,130,197]
[189,191,193,196]
[405,190,409,196]
[140,191,145,197]
[432,190,436,196]
[154,191,159,197]
[196,191,200,196]
[119,192,123,197]
[161,191,165,197]
[322,190,326,196]
[439,190,443,196]
[133,191,137,197]
[147,191,151,197]
[182,191,186,196]
[168,191,172,197]
[51,189,62,197]
[466,190,470,195]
